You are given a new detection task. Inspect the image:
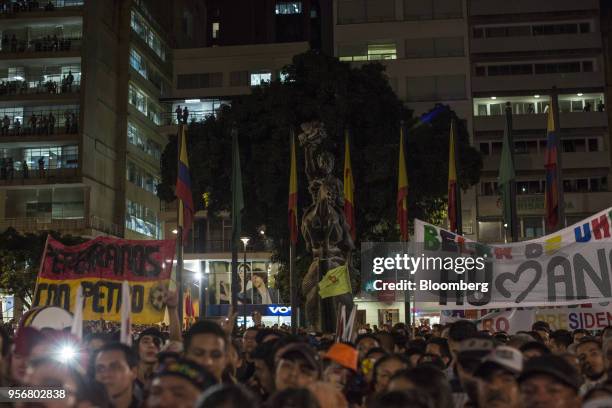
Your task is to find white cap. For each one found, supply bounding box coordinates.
[475,346,523,377]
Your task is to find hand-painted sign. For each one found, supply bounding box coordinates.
[32,236,176,323]
[415,207,612,309]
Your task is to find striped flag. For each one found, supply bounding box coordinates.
[176,125,194,241]
[447,120,458,233]
[544,107,559,230]
[288,132,298,244]
[343,130,356,241]
[397,127,409,241]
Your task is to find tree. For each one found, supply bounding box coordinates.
[158,50,482,299]
[0,228,86,309]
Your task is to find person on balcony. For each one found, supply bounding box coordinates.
[29,114,37,134]
[38,156,45,178]
[22,161,28,179]
[175,105,182,124]
[66,70,74,92]
[13,118,21,135]
[182,106,189,124]
[48,112,55,134]
[7,158,14,180]
[1,115,9,136]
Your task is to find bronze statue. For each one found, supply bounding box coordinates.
[298,121,354,331]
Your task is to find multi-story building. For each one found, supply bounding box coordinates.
[0,0,181,240]
[469,0,612,242]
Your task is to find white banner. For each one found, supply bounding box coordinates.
[415,207,612,309]
[440,304,612,333]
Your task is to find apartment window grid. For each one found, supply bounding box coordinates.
[126,160,159,194]
[128,83,162,125]
[23,145,78,169]
[478,137,601,156]
[275,2,302,14]
[337,0,396,24]
[474,94,605,117]
[475,60,596,77]
[127,121,162,161]
[130,10,166,61]
[338,43,397,61]
[480,176,608,196]
[125,199,161,238]
[250,71,272,86]
[472,21,591,39]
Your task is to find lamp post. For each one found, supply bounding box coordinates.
[240,236,250,329]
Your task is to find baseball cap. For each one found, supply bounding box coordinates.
[474,346,523,378]
[324,343,358,372]
[458,338,495,357]
[275,343,321,374]
[155,359,218,391]
[518,354,581,392]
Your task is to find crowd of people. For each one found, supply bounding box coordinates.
[0,297,610,408]
[0,70,78,96]
[1,110,78,137]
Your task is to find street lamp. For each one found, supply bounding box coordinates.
[240,236,250,329]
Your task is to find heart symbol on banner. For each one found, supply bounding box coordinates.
[495,260,542,303]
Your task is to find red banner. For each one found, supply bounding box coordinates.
[33,236,176,323]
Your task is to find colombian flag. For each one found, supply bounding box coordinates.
[397,127,409,241]
[343,130,356,241]
[176,125,194,241]
[288,133,298,244]
[447,120,458,233]
[544,108,558,231]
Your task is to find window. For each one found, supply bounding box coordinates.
[588,138,599,152]
[480,181,498,195]
[128,121,161,160]
[129,48,147,78]
[338,0,366,24]
[523,218,543,239]
[404,0,462,20]
[479,142,490,155]
[367,43,396,60]
[475,66,486,76]
[250,72,272,86]
[230,71,249,86]
[212,22,220,39]
[579,23,591,33]
[126,199,160,238]
[128,84,147,115]
[130,11,166,61]
[582,61,594,72]
[405,75,465,101]
[126,160,159,194]
[433,0,462,19]
[473,28,484,38]
[405,37,463,58]
[24,145,78,169]
[533,23,578,36]
[275,2,302,14]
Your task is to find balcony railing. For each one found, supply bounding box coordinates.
[0,214,120,237]
[0,79,80,97]
[0,37,82,55]
[0,161,79,185]
[1,108,80,137]
[159,110,222,126]
[0,0,84,15]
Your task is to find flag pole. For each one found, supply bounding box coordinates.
[504,103,519,242]
[453,120,463,236]
[289,130,298,334]
[551,87,564,231]
[176,124,184,325]
[399,121,411,329]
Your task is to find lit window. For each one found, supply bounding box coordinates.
[212,22,220,39]
[275,2,302,14]
[367,44,396,60]
[250,72,272,86]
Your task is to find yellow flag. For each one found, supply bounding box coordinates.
[318,264,351,299]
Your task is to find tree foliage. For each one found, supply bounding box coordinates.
[0,228,86,309]
[158,50,482,299]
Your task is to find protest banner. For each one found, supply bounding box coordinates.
[32,236,176,324]
[440,303,612,333]
[414,207,612,309]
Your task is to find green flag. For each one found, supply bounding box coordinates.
[319,264,351,299]
[231,130,244,242]
[498,109,515,232]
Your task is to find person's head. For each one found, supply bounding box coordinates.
[251,339,277,394]
[322,343,358,392]
[243,327,258,356]
[372,354,410,393]
[10,326,46,384]
[455,337,496,403]
[196,383,258,408]
[519,341,551,361]
[375,332,395,354]
[576,337,605,381]
[366,389,435,408]
[17,357,79,408]
[147,359,217,408]
[431,324,443,338]
[531,321,551,345]
[404,347,423,368]
[274,343,321,391]
[74,378,113,408]
[425,338,451,366]
[518,354,582,408]
[550,330,573,354]
[573,329,589,343]
[474,346,523,408]
[355,334,380,361]
[388,366,452,408]
[447,320,477,357]
[94,343,138,399]
[266,387,320,408]
[136,327,163,365]
[183,320,228,382]
[251,272,267,289]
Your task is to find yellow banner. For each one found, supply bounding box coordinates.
[34,278,169,324]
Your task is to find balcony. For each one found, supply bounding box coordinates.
[474,111,608,132]
[469,0,599,16]
[477,191,612,217]
[0,162,79,186]
[482,151,610,172]
[0,37,82,58]
[0,79,80,101]
[0,0,83,16]
[470,33,602,55]
[472,71,604,94]
[0,215,119,237]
